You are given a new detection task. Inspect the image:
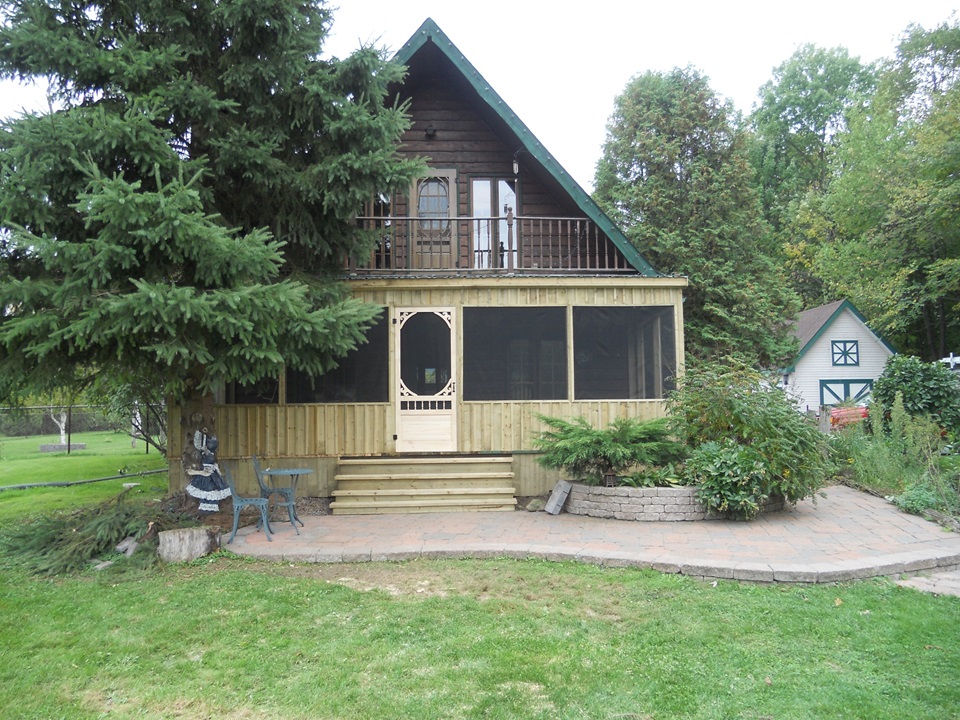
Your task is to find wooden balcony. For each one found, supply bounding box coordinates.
[347,214,635,274]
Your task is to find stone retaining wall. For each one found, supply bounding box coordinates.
[565,483,784,521]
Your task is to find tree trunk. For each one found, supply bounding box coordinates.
[179,367,217,474]
[50,408,68,445]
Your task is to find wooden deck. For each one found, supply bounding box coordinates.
[330,455,517,514]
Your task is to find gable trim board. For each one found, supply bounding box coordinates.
[819,379,874,407]
[395,19,659,278]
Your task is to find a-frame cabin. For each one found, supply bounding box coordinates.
[169,19,687,513]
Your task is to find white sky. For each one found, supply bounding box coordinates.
[1,0,956,191]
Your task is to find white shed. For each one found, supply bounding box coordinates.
[783,299,895,413]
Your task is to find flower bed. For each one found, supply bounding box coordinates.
[564,483,784,522]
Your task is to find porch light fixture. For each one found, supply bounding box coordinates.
[424,123,437,139]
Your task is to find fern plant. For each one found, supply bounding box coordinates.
[532,415,683,485]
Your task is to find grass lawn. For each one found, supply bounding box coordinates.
[0,429,170,521]
[1,552,958,718]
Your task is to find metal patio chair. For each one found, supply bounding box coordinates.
[223,465,272,544]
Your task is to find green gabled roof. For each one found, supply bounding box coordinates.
[394,19,659,277]
[786,299,897,372]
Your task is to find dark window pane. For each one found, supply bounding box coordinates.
[573,307,676,399]
[286,315,389,403]
[226,377,279,404]
[463,308,567,401]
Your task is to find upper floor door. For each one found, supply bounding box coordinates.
[412,169,457,269]
[471,177,517,269]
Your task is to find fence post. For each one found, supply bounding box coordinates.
[67,405,72,455]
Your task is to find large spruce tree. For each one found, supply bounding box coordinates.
[594,67,799,367]
[0,0,420,465]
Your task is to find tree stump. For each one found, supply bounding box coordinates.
[158,527,220,563]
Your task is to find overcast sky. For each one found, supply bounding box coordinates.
[2,1,956,190]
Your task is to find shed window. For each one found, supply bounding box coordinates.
[463,307,567,400]
[831,340,860,366]
[286,314,389,403]
[573,307,676,399]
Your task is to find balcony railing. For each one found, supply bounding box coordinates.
[347,213,633,273]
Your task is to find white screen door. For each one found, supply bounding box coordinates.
[396,308,457,452]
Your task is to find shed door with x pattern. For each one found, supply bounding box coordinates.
[820,379,873,406]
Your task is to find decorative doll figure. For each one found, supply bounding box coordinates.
[184,429,231,513]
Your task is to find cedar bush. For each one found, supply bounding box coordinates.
[532,415,684,485]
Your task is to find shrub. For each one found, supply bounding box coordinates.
[686,440,771,519]
[872,355,960,435]
[893,483,943,515]
[532,415,684,485]
[668,359,831,509]
[829,393,945,496]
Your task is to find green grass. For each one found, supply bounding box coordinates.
[0,556,957,719]
[0,428,169,521]
[1,428,159,462]
[0,472,170,525]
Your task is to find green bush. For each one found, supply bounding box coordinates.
[668,359,831,510]
[872,355,960,435]
[686,440,771,519]
[893,483,944,515]
[532,415,684,485]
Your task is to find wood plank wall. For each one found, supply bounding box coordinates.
[167,279,686,497]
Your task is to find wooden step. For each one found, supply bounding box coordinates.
[334,472,514,490]
[331,454,516,515]
[329,498,517,515]
[333,487,516,497]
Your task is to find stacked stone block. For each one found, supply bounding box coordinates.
[564,484,784,521]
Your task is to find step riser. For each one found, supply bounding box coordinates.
[332,455,516,515]
[335,477,514,491]
[337,461,512,476]
[332,505,515,515]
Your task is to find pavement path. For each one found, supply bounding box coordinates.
[226,484,960,594]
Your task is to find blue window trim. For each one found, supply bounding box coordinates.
[831,340,860,366]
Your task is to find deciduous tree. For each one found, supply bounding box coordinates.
[813,19,960,359]
[594,67,799,367]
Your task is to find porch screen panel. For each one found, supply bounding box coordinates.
[286,314,389,403]
[463,308,567,401]
[573,307,676,399]
[226,377,280,404]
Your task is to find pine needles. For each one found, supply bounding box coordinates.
[0,489,198,575]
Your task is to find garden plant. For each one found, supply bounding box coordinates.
[668,359,832,519]
[532,415,684,486]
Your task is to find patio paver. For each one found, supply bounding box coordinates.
[225,484,960,591]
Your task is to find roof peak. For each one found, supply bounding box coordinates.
[393,18,661,278]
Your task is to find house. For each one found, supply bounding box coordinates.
[783,299,895,413]
[169,19,687,513]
